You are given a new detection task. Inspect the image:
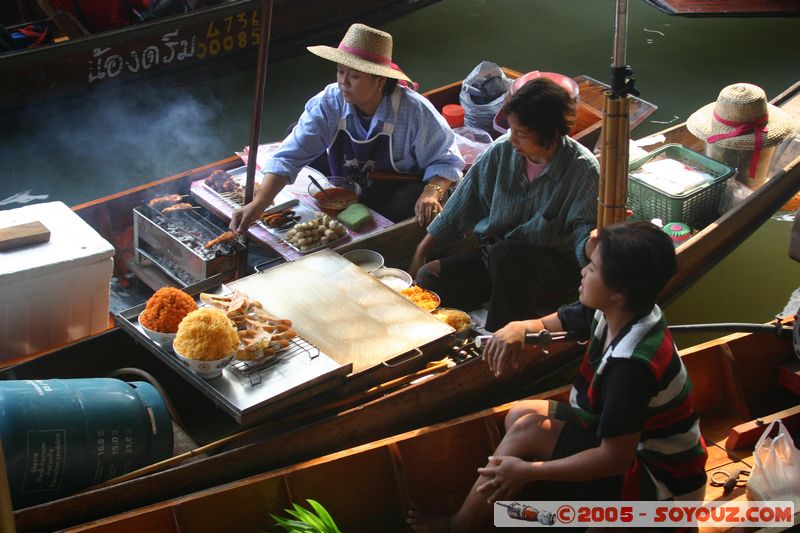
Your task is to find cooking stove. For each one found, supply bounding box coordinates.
[133,205,244,288]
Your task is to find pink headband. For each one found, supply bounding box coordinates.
[338,44,392,65]
[337,43,418,91]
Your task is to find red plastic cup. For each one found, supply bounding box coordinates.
[442,104,464,128]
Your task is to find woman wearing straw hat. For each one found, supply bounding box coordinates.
[230,23,464,230]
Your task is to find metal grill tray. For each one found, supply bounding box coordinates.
[202,165,299,214]
[260,200,350,254]
[116,277,351,426]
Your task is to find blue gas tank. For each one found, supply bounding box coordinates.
[0,378,173,509]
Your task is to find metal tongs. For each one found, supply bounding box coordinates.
[473,330,576,349]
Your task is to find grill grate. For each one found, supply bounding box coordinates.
[228,337,321,387]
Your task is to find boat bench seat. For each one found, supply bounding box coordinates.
[36,0,89,39]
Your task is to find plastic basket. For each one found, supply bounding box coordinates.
[627,144,734,230]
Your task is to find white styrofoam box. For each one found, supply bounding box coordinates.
[0,201,115,360]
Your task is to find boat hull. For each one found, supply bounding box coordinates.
[0,0,439,111]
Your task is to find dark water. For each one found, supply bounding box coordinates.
[2,0,799,341]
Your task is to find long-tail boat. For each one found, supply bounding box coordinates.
[0,0,440,112]
[57,319,800,532]
[4,76,799,532]
[642,0,800,17]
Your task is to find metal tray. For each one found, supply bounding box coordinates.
[116,277,351,426]
[202,165,299,214]
[260,200,350,254]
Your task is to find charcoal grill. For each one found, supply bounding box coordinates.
[133,205,244,287]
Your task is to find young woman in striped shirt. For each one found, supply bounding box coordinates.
[409,221,707,532]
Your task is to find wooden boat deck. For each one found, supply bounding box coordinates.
[58,323,798,533]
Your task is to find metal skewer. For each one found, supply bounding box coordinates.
[473,330,575,349]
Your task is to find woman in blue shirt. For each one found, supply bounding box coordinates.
[230,23,464,229]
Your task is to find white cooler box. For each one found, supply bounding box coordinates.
[0,201,115,360]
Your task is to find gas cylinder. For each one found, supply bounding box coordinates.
[0,378,173,509]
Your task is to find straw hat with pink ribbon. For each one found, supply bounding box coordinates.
[307,23,413,83]
[687,82,796,177]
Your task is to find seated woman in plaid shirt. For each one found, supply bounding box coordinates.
[411,78,599,332]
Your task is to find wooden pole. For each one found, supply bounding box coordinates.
[244,0,274,206]
[0,438,16,533]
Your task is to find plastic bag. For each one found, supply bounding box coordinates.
[746,420,800,506]
[453,126,492,166]
[459,61,511,134]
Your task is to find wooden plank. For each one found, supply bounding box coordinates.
[778,360,800,396]
[0,220,50,251]
[727,405,800,450]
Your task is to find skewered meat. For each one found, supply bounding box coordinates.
[147,194,184,210]
[161,202,195,213]
[205,170,240,193]
[204,230,236,248]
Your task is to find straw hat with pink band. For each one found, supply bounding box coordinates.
[493,71,580,134]
[307,23,417,88]
[687,83,796,178]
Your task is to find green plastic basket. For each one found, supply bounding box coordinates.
[627,144,734,230]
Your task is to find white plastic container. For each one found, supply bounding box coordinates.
[0,202,114,360]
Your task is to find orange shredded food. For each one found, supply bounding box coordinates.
[400,286,440,311]
[173,308,240,360]
[140,287,197,333]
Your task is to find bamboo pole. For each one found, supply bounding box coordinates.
[0,439,16,533]
[597,96,609,227]
[612,95,631,224]
[599,93,621,229]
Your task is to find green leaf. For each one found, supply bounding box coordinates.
[269,499,340,533]
[269,514,314,531]
[307,500,340,532]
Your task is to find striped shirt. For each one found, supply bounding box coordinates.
[561,302,708,499]
[263,83,465,184]
[427,134,599,266]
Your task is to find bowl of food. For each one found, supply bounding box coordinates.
[372,267,413,290]
[138,287,198,349]
[342,249,385,273]
[431,307,473,338]
[399,285,441,312]
[139,313,178,347]
[308,176,361,215]
[173,348,235,379]
[172,308,240,379]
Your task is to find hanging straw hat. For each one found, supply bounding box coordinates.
[307,23,412,82]
[687,82,795,151]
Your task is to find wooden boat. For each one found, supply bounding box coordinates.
[5,77,799,532]
[0,0,439,112]
[642,0,800,17]
[57,320,800,532]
